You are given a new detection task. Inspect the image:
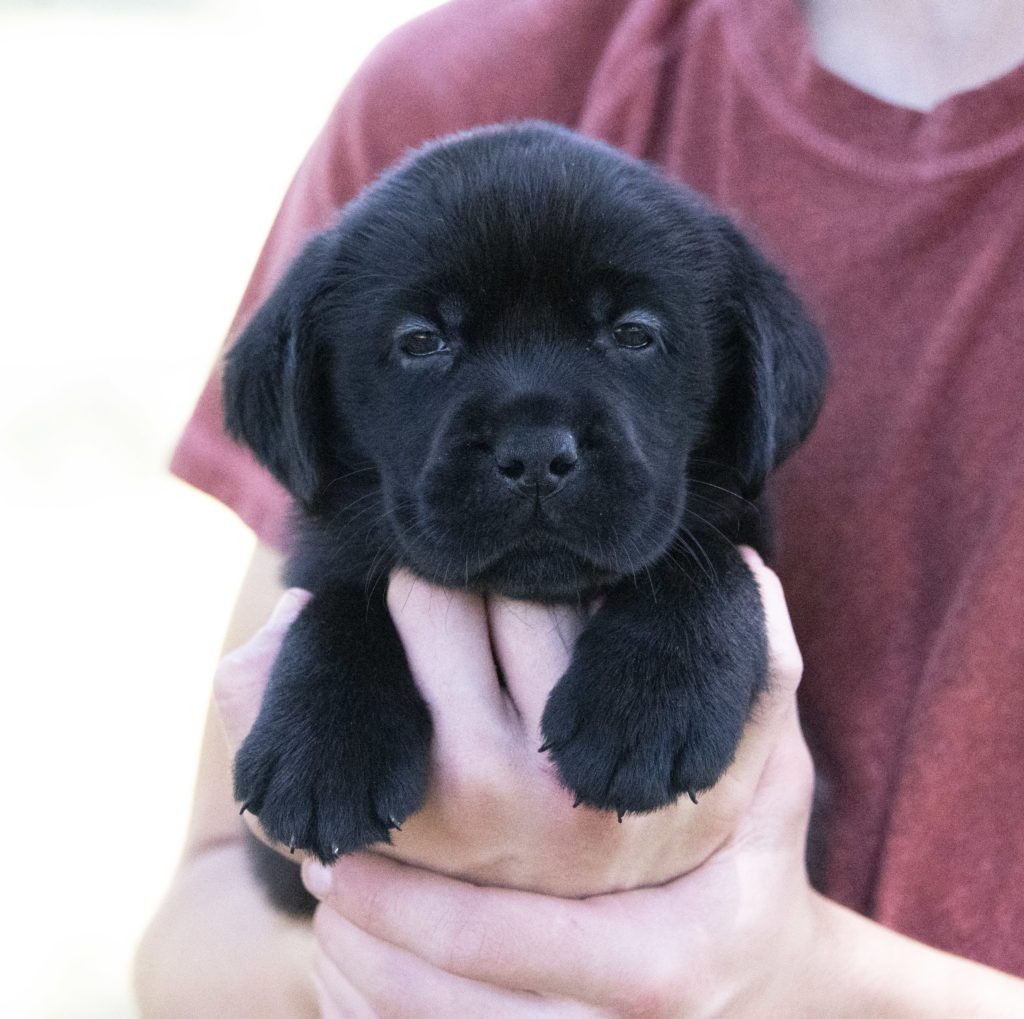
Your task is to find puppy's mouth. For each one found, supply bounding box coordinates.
[390,501,623,599]
[460,532,618,601]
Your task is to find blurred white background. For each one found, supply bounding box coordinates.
[0,1,441,1014]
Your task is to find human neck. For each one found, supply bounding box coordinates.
[802,0,1024,109]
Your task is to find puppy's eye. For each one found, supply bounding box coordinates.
[400,330,448,357]
[612,323,653,350]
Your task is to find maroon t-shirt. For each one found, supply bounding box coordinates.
[173,0,1024,974]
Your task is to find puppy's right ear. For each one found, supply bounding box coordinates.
[222,234,336,507]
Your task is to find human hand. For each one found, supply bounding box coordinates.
[214,552,814,1015]
[363,553,801,896]
[212,586,311,851]
[210,556,1024,1019]
[214,550,800,897]
[301,553,816,1017]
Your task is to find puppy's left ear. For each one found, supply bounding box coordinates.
[222,234,338,508]
[700,219,828,498]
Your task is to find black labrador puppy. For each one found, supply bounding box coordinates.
[224,121,826,870]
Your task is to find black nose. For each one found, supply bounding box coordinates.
[495,426,579,498]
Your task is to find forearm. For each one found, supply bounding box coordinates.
[135,544,307,1016]
[805,893,1024,1018]
[134,842,317,1019]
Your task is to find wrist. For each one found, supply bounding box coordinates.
[797,892,1024,1018]
[135,844,317,1018]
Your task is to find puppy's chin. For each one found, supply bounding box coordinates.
[468,541,617,601]
[393,528,618,601]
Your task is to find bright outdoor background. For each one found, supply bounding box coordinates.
[0,1,442,1014]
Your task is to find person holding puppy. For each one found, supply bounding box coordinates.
[136,0,1024,1014]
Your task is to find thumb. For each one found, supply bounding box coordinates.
[738,546,803,707]
[213,589,311,752]
[716,548,804,788]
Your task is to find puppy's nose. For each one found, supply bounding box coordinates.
[495,427,579,498]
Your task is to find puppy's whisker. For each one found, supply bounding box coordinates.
[688,478,758,512]
[658,538,700,585]
[323,466,379,492]
[363,554,390,612]
[674,529,717,583]
[682,508,735,551]
[608,525,625,581]
[624,536,658,601]
[687,455,749,479]
[363,529,399,595]
[328,489,383,530]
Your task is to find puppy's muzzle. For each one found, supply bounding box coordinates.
[495,424,579,499]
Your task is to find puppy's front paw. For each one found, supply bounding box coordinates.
[235,689,431,862]
[540,615,762,816]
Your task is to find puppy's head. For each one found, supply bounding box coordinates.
[224,123,826,599]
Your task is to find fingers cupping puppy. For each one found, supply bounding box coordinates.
[214,550,804,900]
[300,552,815,1017]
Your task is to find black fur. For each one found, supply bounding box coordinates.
[223,123,827,891]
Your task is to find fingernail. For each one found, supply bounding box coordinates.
[302,859,333,899]
[267,589,308,632]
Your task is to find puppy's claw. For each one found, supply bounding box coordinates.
[687,787,700,805]
[538,740,554,754]
[331,844,340,858]
[288,837,296,855]
[239,802,249,816]
[617,809,625,823]
[386,816,403,832]
[572,793,584,808]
